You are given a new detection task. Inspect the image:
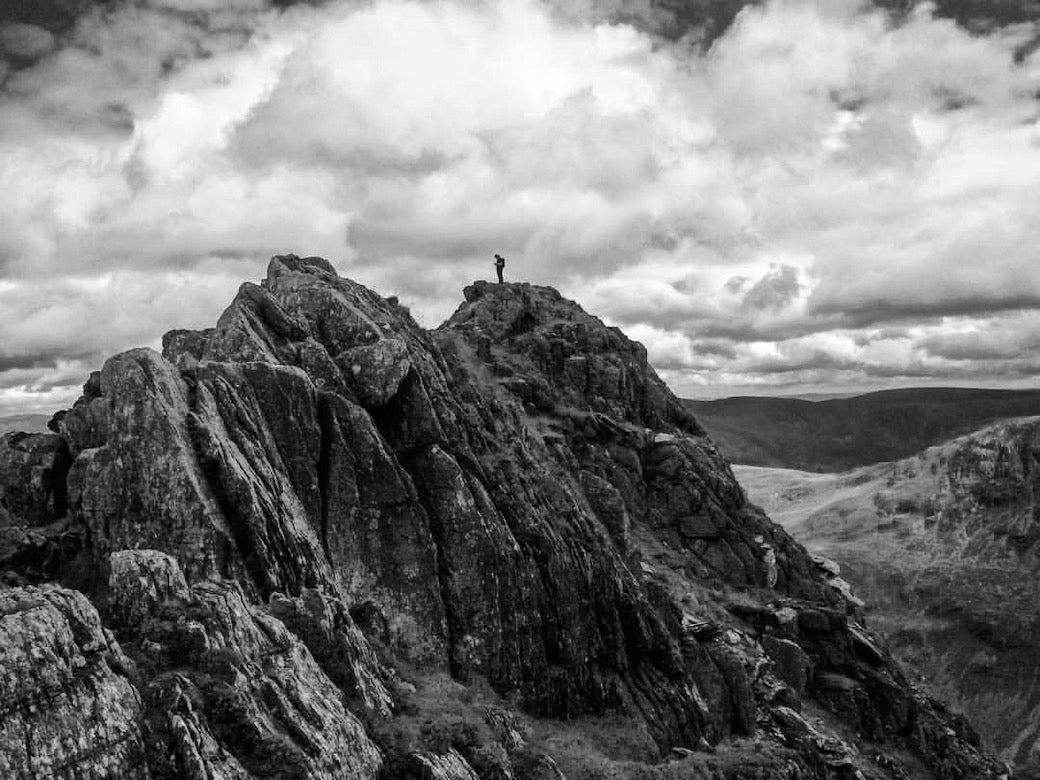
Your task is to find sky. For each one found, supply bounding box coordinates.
[1,0,1039,415]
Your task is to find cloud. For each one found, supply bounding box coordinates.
[0,24,57,62]
[1,0,1040,412]
[919,312,1040,361]
[0,265,251,394]
[741,264,801,311]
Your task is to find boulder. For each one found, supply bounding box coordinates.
[337,338,412,407]
[0,432,70,526]
[108,549,190,631]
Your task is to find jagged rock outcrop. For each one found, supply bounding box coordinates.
[0,256,1011,778]
[443,281,828,598]
[108,549,384,780]
[267,587,393,716]
[50,257,710,747]
[944,419,1040,558]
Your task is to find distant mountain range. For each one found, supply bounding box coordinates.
[685,387,1040,471]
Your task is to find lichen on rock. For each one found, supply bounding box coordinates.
[0,585,147,779]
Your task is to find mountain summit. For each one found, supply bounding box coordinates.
[0,256,1007,778]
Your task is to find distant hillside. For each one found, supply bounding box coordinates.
[734,417,1040,771]
[685,387,1040,471]
[0,414,50,434]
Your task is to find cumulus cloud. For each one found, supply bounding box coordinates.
[1,0,1039,412]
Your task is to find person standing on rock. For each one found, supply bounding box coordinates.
[494,254,506,284]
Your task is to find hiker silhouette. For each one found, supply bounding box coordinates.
[494,254,505,284]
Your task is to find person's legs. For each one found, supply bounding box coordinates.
[497,266,503,283]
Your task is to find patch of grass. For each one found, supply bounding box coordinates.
[361,668,515,779]
[525,728,811,780]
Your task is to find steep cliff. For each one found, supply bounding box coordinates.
[0,256,1008,779]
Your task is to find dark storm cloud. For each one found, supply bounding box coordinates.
[556,0,1040,45]
[692,339,738,359]
[0,353,71,373]
[922,340,1023,361]
[0,0,320,31]
[741,263,800,311]
[863,358,1040,379]
[0,0,108,31]
[810,290,1040,327]
[0,23,57,63]
[0,366,95,392]
[743,350,862,375]
[853,328,911,346]
[919,319,1040,362]
[693,317,834,344]
[545,0,763,44]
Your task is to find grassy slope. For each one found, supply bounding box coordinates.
[686,387,1040,471]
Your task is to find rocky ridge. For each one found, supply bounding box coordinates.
[0,255,1008,778]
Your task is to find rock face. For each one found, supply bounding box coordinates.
[0,431,70,526]
[110,549,384,780]
[0,585,147,779]
[879,420,1040,773]
[0,256,1010,778]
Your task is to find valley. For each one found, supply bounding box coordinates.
[736,417,1040,774]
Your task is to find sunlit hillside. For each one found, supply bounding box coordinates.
[737,417,1040,771]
